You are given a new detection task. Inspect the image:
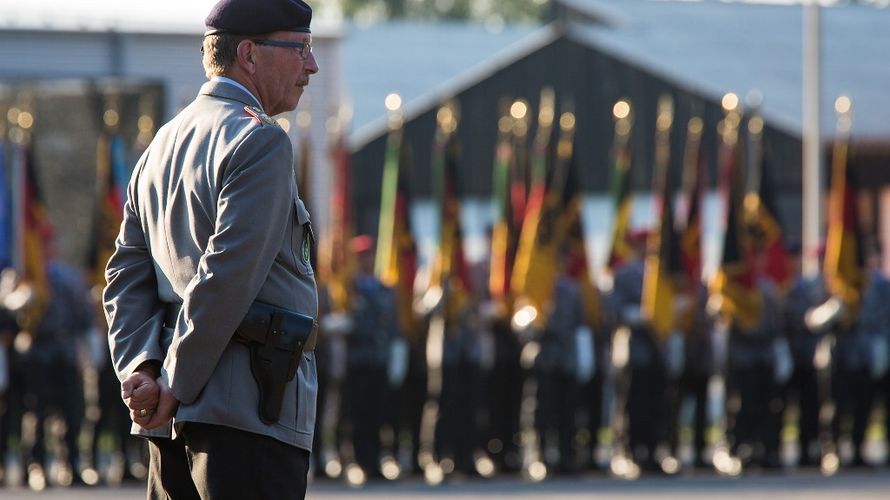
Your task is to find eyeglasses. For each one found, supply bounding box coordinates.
[252,39,312,60]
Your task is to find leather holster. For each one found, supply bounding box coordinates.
[234,301,316,424]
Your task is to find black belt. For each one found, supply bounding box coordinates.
[162,302,317,352]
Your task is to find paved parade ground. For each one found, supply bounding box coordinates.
[4,471,890,500]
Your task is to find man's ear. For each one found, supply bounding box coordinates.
[236,39,257,74]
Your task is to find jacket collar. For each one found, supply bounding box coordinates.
[199,79,263,110]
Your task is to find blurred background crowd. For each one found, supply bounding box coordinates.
[1,0,889,492]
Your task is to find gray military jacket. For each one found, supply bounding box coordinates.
[104,80,318,451]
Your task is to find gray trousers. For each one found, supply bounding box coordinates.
[147,422,310,500]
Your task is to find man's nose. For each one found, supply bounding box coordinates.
[305,53,319,74]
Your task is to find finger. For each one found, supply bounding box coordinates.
[121,379,135,399]
[131,407,153,418]
[131,407,154,421]
[127,393,153,407]
[131,381,159,400]
[128,398,158,412]
[126,393,155,410]
[143,384,179,430]
[121,372,150,399]
[142,411,172,430]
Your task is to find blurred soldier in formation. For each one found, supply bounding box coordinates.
[482,302,522,472]
[344,235,403,478]
[0,269,23,487]
[607,230,666,471]
[724,270,785,469]
[23,261,94,487]
[871,254,890,468]
[783,245,829,466]
[669,282,711,468]
[832,246,889,467]
[804,245,884,469]
[436,281,486,475]
[312,282,343,477]
[534,247,593,474]
[581,286,607,472]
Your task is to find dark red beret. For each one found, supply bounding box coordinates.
[205,0,312,36]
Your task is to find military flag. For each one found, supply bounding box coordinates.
[709,98,761,332]
[823,96,865,319]
[743,113,791,289]
[605,99,634,273]
[489,100,518,302]
[437,155,470,323]
[674,115,706,334]
[556,105,603,330]
[510,100,531,233]
[89,130,129,287]
[374,95,417,334]
[375,98,405,285]
[677,116,705,288]
[641,95,682,341]
[10,120,52,315]
[511,88,558,325]
[429,101,466,296]
[317,112,354,312]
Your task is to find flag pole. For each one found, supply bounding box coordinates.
[802,0,822,278]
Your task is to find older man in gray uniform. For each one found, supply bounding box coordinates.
[103,0,319,498]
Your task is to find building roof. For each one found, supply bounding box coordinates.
[347,0,890,148]
[343,20,541,145]
[561,0,890,141]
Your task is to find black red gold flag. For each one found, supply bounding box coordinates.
[824,97,865,320]
[641,95,682,341]
[709,100,761,332]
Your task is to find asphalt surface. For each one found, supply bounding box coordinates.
[3,471,890,500]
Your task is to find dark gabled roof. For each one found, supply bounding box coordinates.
[344,20,543,148]
[347,1,890,148]
[560,0,890,141]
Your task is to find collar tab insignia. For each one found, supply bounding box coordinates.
[244,106,277,127]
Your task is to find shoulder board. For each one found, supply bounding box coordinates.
[244,106,278,127]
